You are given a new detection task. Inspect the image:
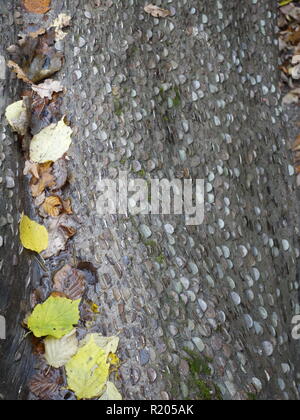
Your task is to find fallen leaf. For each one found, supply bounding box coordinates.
[66,335,110,399]
[32,79,64,99]
[24,160,40,179]
[29,370,63,399]
[289,63,300,79]
[292,134,300,151]
[30,162,55,197]
[51,14,72,40]
[5,100,29,136]
[41,214,80,259]
[81,333,119,358]
[7,60,32,84]
[53,264,86,300]
[99,382,122,400]
[27,296,80,338]
[62,199,73,215]
[24,0,51,14]
[279,0,294,6]
[44,329,78,368]
[30,118,73,163]
[282,88,300,105]
[144,4,171,18]
[42,196,63,217]
[20,214,49,253]
[27,91,63,136]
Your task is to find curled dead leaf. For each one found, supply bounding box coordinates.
[41,215,80,259]
[24,0,51,15]
[42,196,63,217]
[30,162,55,197]
[144,4,171,18]
[24,161,40,179]
[7,60,32,84]
[53,264,86,301]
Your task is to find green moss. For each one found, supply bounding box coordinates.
[136,169,146,178]
[183,347,223,400]
[173,86,181,107]
[155,254,166,264]
[114,100,123,116]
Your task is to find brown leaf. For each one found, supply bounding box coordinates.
[42,196,63,217]
[41,215,80,259]
[292,134,300,151]
[24,160,40,179]
[144,4,171,18]
[30,162,55,197]
[29,370,63,400]
[24,0,51,14]
[53,264,86,300]
[7,60,32,84]
[62,199,73,215]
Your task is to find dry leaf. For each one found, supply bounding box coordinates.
[44,329,78,368]
[144,4,171,18]
[292,134,300,151]
[5,100,29,136]
[282,88,300,105]
[32,79,64,100]
[29,369,63,400]
[24,0,51,14]
[30,162,55,197]
[24,160,40,179]
[41,215,80,259]
[62,199,73,215]
[30,118,73,163]
[53,264,86,301]
[51,14,72,40]
[7,60,32,84]
[42,196,63,217]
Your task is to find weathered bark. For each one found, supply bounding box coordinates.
[0,0,299,400]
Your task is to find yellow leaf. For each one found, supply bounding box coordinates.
[279,0,293,6]
[81,333,119,358]
[66,335,110,399]
[20,214,48,253]
[30,118,73,164]
[27,296,80,338]
[5,100,28,136]
[99,382,122,400]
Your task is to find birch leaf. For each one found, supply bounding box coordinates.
[30,118,72,163]
[81,333,119,358]
[20,214,48,253]
[5,100,28,135]
[27,296,81,338]
[44,329,78,368]
[66,335,110,399]
[99,382,122,400]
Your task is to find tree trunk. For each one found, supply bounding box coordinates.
[0,0,299,400]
